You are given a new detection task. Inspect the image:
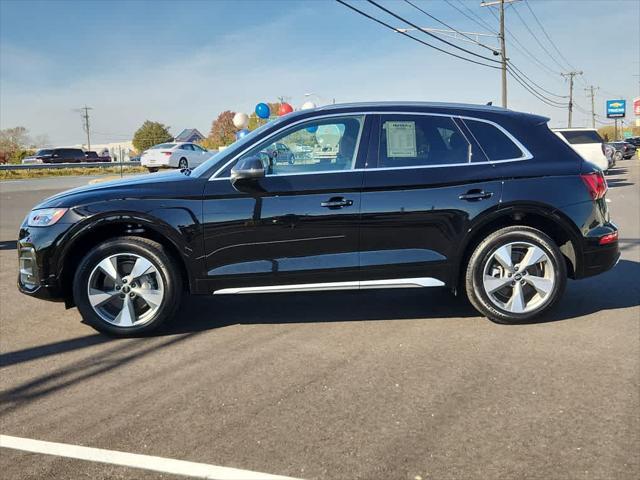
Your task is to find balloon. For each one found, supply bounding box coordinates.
[232,112,249,130]
[305,125,318,133]
[255,102,270,119]
[235,129,249,140]
[278,103,293,116]
[301,101,316,110]
[315,125,341,148]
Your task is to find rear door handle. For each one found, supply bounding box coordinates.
[321,197,353,209]
[459,190,493,201]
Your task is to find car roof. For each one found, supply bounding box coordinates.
[288,101,550,125]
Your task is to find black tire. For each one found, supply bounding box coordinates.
[613,151,623,163]
[465,226,566,324]
[147,167,159,173]
[73,236,183,337]
[178,158,188,169]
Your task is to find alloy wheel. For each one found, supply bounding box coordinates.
[482,241,556,314]
[87,253,164,327]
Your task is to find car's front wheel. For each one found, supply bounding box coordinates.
[178,158,188,169]
[465,226,566,324]
[73,236,182,336]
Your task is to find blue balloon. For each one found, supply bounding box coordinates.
[306,125,318,133]
[255,102,270,119]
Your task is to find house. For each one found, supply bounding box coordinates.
[174,128,205,143]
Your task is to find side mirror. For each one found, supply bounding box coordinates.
[230,156,266,193]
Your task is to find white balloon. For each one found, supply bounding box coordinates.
[232,112,249,129]
[315,125,341,148]
[301,101,316,110]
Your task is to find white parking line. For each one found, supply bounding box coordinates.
[0,435,301,480]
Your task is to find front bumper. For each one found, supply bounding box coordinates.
[17,222,72,302]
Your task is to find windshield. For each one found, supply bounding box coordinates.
[191,118,286,177]
[559,130,603,145]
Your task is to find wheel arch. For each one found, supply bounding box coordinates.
[57,214,194,307]
[455,202,583,291]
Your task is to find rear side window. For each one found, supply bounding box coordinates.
[464,119,524,161]
[558,130,603,145]
[377,115,469,168]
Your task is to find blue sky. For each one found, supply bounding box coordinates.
[1,0,638,145]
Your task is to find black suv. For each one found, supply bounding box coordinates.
[18,103,619,336]
[42,148,86,163]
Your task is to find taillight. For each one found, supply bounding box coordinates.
[581,172,608,200]
[599,231,618,245]
[162,151,172,156]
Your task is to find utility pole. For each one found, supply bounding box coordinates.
[584,85,599,128]
[481,0,520,109]
[561,71,582,127]
[74,105,93,150]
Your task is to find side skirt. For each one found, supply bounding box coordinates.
[213,277,445,295]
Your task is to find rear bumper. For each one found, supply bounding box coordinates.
[575,222,620,279]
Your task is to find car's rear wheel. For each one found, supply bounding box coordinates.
[73,236,182,336]
[465,226,566,324]
[613,151,623,163]
[178,158,188,169]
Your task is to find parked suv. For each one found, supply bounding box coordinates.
[553,128,608,172]
[41,148,87,164]
[18,102,619,336]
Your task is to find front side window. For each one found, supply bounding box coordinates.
[235,115,364,176]
[464,119,524,161]
[377,115,469,168]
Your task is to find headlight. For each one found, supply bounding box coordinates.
[27,208,68,227]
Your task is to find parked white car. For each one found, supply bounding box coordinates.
[552,128,608,172]
[140,142,211,172]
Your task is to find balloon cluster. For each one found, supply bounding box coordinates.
[232,112,249,140]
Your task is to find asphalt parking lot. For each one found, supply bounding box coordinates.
[0,163,638,480]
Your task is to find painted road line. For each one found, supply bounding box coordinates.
[0,435,301,480]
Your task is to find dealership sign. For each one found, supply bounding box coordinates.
[606,99,626,118]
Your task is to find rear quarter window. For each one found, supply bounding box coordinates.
[464,119,524,161]
[558,130,603,145]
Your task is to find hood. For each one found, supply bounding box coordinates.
[36,170,199,209]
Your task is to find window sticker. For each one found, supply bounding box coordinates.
[384,121,417,157]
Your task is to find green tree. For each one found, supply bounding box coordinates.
[206,111,236,148]
[132,121,172,152]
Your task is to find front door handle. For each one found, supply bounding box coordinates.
[459,190,494,201]
[321,197,353,209]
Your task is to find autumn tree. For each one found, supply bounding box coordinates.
[132,121,172,152]
[206,110,236,148]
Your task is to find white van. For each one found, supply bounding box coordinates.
[552,128,609,172]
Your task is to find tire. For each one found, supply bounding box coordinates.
[178,158,188,169]
[613,151,623,162]
[147,167,159,173]
[73,236,183,336]
[465,226,566,324]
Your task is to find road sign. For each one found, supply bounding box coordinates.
[634,97,640,116]
[606,99,626,118]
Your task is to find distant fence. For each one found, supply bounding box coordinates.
[0,162,140,171]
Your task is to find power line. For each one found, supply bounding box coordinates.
[366,0,501,64]
[511,4,568,72]
[444,0,497,34]
[402,0,498,53]
[523,0,576,71]
[507,65,568,108]
[335,0,501,70]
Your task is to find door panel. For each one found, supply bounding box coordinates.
[201,173,362,292]
[360,114,503,286]
[199,114,372,293]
